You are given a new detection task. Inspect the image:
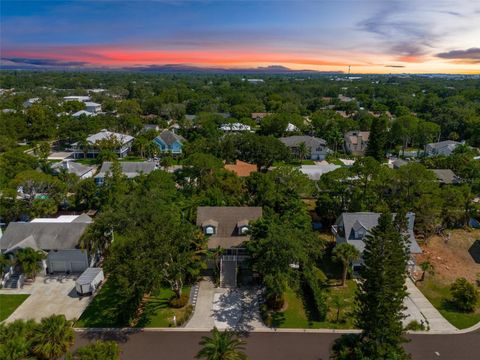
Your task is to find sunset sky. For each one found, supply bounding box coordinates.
[1,0,479,73]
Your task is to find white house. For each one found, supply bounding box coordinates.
[63,95,91,102]
[70,129,134,159]
[51,160,94,179]
[84,102,102,113]
[72,110,95,117]
[220,123,251,132]
[23,98,40,108]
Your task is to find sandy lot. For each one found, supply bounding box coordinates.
[415,229,480,284]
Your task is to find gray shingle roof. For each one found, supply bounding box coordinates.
[51,160,93,177]
[335,212,421,254]
[432,169,459,184]
[155,130,185,147]
[86,130,134,145]
[279,136,327,148]
[196,207,262,249]
[0,219,92,252]
[427,140,461,150]
[95,162,156,179]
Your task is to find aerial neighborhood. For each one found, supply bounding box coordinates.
[0,71,479,359]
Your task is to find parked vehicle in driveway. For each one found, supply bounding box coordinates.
[75,267,104,296]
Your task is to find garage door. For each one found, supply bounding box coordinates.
[70,262,87,273]
[50,261,67,273]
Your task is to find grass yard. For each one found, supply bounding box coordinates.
[417,278,480,329]
[136,287,192,328]
[0,294,30,322]
[75,158,99,166]
[76,281,193,328]
[268,281,357,329]
[76,280,126,328]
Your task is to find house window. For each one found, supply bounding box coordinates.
[239,226,249,235]
[355,230,365,239]
[205,226,215,235]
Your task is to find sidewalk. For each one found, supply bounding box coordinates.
[405,278,457,332]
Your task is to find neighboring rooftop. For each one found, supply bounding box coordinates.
[345,131,370,145]
[432,169,460,185]
[196,207,262,249]
[299,163,341,181]
[224,160,257,177]
[96,161,156,179]
[51,160,94,178]
[154,129,185,146]
[84,130,134,145]
[0,214,92,252]
[279,135,327,148]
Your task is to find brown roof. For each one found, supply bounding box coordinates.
[224,160,257,177]
[196,207,263,249]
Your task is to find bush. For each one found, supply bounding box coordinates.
[176,305,193,326]
[404,320,426,331]
[169,293,189,308]
[450,278,479,313]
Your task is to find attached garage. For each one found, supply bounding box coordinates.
[47,249,88,274]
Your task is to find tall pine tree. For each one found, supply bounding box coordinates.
[332,213,410,360]
[365,116,388,161]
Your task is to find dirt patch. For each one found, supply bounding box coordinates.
[415,229,480,284]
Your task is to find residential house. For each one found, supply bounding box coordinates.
[285,123,300,132]
[23,97,40,108]
[224,160,257,177]
[331,212,422,270]
[51,160,94,179]
[220,123,251,132]
[196,206,262,287]
[344,131,370,155]
[72,110,95,117]
[153,129,185,155]
[142,124,161,132]
[251,112,271,123]
[431,169,461,185]
[425,140,462,157]
[84,102,102,113]
[63,95,91,102]
[95,161,156,185]
[299,163,341,181]
[70,129,134,159]
[279,135,330,161]
[0,214,94,281]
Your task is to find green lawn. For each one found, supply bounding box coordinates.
[76,280,126,328]
[76,280,192,328]
[74,158,99,166]
[268,281,357,329]
[0,294,29,321]
[417,279,480,329]
[136,287,192,328]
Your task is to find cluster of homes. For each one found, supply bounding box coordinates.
[0,203,423,290]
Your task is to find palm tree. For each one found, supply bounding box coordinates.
[32,314,74,360]
[196,327,248,360]
[297,142,308,161]
[332,243,360,286]
[16,247,46,280]
[419,261,435,282]
[72,340,120,360]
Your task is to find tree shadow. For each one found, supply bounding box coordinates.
[468,240,480,264]
[135,296,171,328]
[78,328,142,344]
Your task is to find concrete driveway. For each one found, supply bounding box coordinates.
[185,279,266,331]
[4,274,92,322]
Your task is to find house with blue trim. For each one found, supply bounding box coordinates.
[153,130,185,155]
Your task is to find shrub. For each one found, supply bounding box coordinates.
[176,305,193,327]
[169,293,189,308]
[404,320,426,331]
[450,277,479,313]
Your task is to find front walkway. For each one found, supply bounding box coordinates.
[185,279,266,331]
[404,278,457,332]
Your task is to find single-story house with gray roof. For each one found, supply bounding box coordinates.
[51,160,94,179]
[279,135,330,160]
[332,212,421,270]
[95,161,157,185]
[0,214,93,275]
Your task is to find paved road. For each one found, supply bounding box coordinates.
[75,329,480,360]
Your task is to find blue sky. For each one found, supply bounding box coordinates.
[1,1,479,73]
